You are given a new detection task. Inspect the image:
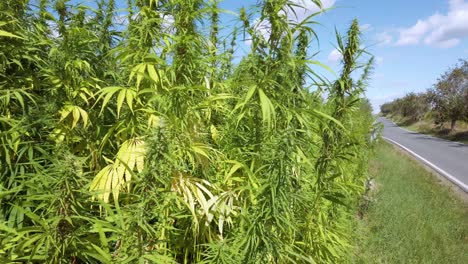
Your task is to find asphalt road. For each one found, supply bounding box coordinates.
[378,117,468,192]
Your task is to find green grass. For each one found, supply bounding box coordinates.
[353,141,468,264]
[404,122,468,144]
[385,115,468,144]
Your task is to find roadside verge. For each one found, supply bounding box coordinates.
[383,136,468,193]
[353,141,468,263]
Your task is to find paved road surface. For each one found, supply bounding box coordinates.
[378,117,468,192]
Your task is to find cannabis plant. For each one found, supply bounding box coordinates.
[0,1,375,263]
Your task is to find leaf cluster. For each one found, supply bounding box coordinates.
[0,1,375,263]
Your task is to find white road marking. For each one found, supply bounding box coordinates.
[398,126,413,133]
[385,118,467,145]
[388,120,416,133]
[383,136,468,193]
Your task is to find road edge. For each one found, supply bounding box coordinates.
[387,119,468,146]
[383,136,468,193]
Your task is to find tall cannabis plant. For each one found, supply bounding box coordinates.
[0,1,375,263]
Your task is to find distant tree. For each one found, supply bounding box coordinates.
[380,102,392,116]
[380,92,429,121]
[401,92,429,121]
[428,59,468,132]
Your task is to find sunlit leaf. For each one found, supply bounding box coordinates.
[0,30,23,39]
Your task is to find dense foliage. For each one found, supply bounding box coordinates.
[428,59,468,130]
[380,92,429,122]
[381,59,468,130]
[0,0,375,263]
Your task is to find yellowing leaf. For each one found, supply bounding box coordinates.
[135,154,144,174]
[90,163,125,203]
[210,125,219,142]
[0,30,23,39]
[116,89,126,118]
[96,86,122,115]
[129,64,147,88]
[78,107,89,128]
[192,144,209,158]
[147,64,159,83]
[125,89,135,113]
[244,85,257,104]
[90,138,146,203]
[59,103,90,129]
[89,164,113,203]
[171,172,218,234]
[225,161,244,180]
[72,107,80,128]
[49,127,66,143]
[96,87,136,117]
[147,114,160,128]
[258,89,275,127]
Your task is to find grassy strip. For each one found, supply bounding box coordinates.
[404,121,468,144]
[385,115,468,144]
[353,141,468,264]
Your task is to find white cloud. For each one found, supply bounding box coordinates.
[327,49,342,64]
[360,24,372,32]
[431,38,460,48]
[368,92,405,114]
[396,20,430,46]
[389,80,411,87]
[47,21,60,38]
[396,0,468,48]
[369,92,402,102]
[283,0,336,23]
[375,32,393,45]
[249,0,336,43]
[253,18,270,41]
[376,56,384,65]
[374,73,385,79]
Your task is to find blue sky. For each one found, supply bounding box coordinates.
[216,0,468,112]
[74,0,468,112]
